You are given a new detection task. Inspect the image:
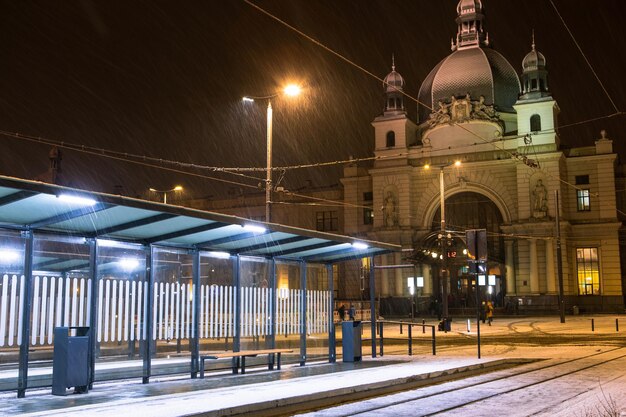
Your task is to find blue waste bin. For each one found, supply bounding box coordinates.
[52,326,90,396]
[342,321,362,362]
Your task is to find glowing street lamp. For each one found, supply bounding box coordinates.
[149,185,183,204]
[242,84,302,223]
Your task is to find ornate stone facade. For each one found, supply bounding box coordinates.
[342,0,625,313]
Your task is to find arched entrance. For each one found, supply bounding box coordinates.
[430,192,505,309]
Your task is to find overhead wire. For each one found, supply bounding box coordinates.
[0,130,261,191]
[549,0,620,114]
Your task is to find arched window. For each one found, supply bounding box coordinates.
[530,114,541,132]
[386,131,395,147]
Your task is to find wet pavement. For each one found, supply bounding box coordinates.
[4,356,517,416]
[1,315,624,416]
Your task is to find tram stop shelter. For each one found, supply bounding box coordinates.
[0,175,399,397]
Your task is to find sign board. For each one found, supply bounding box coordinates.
[478,275,486,286]
[407,277,424,289]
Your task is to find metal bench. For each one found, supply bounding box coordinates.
[199,348,293,378]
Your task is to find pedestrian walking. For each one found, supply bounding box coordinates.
[348,304,356,320]
[337,304,346,321]
[486,301,494,326]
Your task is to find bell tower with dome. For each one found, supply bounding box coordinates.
[371,57,418,154]
[514,36,560,149]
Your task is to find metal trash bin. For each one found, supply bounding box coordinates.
[52,326,90,396]
[342,321,362,362]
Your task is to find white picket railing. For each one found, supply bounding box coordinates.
[306,290,330,335]
[0,274,23,347]
[0,274,331,347]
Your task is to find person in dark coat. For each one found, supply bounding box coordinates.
[337,304,346,321]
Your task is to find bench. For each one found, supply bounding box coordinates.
[199,348,293,378]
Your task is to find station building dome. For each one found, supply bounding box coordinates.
[417,0,521,122]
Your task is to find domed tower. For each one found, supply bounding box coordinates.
[372,57,418,153]
[514,35,560,148]
[417,0,520,136]
[520,33,549,100]
[383,55,406,116]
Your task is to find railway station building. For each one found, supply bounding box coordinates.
[192,0,626,314]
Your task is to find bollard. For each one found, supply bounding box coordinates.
[400,323,403,335]
[422,319,426,334]
[408,325,413,356]
[467,318,471,333]
[431,326,436,355]
[616,318,619,332]
[591,318,595,332]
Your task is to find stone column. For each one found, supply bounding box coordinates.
[560,237,569,294]
[505,240,515,295]
[529,239,539,294]
[380,255,390,297]
[422,264,431,296]
[546,239,556,293]
[394,252,404,297]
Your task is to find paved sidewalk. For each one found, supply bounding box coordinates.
[1,315,623,416]
[3,355,514,417]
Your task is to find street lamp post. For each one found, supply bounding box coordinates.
[243,84,301,223]
[149,185,183,204]
[425,161,461,320]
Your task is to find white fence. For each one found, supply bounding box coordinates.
[0,274,331,347]
[0,275,23,347]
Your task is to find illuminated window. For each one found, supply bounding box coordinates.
[360,257,371,292]
[577,189,590,211]
[316,211,338,232]
[576,248,599,295]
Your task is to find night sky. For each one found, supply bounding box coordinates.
[0,1,624,201]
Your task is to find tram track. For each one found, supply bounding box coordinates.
[294,347,626,417]
[418,348,626,417]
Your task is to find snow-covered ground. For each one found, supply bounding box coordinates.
[2,315,625,416]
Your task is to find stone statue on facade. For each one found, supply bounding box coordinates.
[427,100,451,127]
[426,94,500,128]
[532,179,548,218]
[383,191,398,227]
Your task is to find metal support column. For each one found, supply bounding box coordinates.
[299,261,307,366]
[87,239,99,389]
[269,258,276,350]
[369,256,377,358]
[327,264,335,363]
[190,249,201,378]
[17,230,34,398]
[142,245,154,384]
[234,255,241,353]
